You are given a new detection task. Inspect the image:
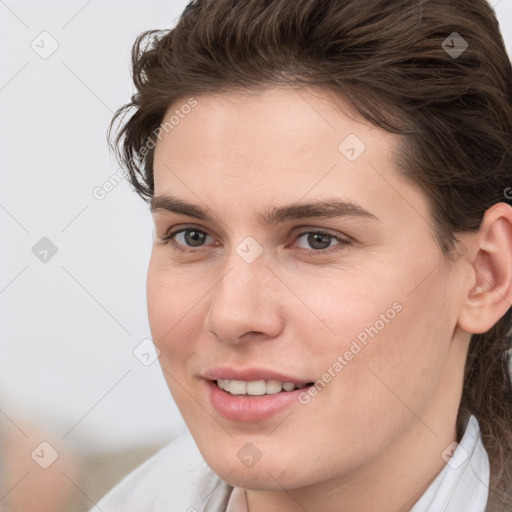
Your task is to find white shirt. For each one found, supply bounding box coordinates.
[93,415,489,512]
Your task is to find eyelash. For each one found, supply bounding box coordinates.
[160,227,351,256]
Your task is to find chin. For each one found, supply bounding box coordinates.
[220,466,298,491]
[203,452,312,491]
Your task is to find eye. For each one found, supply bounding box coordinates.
[161,227,217,253]
[292,230,350,255]
[160,227,351,256]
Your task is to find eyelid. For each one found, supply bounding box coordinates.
[161,223,208,238]
[292,226,349,239]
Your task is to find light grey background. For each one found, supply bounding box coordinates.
[1,0,511,455]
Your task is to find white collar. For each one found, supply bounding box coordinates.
[226,415,489,512]
[410,414,489,512]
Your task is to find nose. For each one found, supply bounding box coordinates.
[204,255,285,345]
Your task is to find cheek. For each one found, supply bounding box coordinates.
[146,256,202,364]
[326,270,453,422]
[146,259,207,421]
[306,255,454,412]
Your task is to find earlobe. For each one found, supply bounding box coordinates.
[457,203,512,334]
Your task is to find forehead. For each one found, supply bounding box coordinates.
[153,86,397,177]
[151,86,431,230]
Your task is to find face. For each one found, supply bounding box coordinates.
[148,87,466,491]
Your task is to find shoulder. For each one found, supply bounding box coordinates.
[93,430,232,512]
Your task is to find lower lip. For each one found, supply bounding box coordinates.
[206,380,311,422]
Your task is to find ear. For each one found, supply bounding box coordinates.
[458,202,512,334]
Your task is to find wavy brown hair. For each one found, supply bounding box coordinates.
[108,0,512,509]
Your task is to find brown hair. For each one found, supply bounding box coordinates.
[108,0,512,509]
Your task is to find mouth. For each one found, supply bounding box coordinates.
[205,376,315,422]
[215,378,312,396]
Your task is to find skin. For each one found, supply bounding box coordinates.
[147,86,512,512]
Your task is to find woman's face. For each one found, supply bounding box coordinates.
[148,87,468,491]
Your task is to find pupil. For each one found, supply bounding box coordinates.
[185,230,205,247]
[309,233,330,250]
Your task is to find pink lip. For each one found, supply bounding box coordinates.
[205,380,312,422]
[203,367,310,384]
[203,367,313,422]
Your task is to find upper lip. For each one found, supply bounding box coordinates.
[203,367,312,384]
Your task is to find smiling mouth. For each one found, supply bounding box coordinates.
[215,379,314,396]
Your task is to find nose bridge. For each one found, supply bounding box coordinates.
[205,245,283,343]
[215,247,270,313]
[217,233,271,302]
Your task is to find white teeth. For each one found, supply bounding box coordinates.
[216,379,307,395]
[246,380,266,395]
[229,380,247,395]
[265,379,283,394]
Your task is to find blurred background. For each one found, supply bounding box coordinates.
[0,1,189,510]
[0,0,511,510]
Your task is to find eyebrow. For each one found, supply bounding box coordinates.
[150,194,378,224]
